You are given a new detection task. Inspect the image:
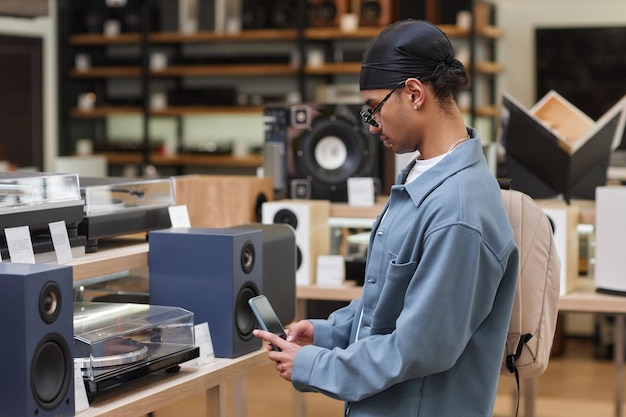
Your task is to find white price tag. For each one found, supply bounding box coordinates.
[5,226,35,264]
[49,221,73,264]
[347,177,375,207]
[316,255,345,287]
[74,360,90,413]
[194,322,215,367]
[168,205,191,228]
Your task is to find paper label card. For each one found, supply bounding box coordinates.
[316,255,345,287]
[5,226,35,264]
[193,322,215,367]
[74,360,90,413]
[347,177,375,207]
[169,205,191,228]
[50,221,73,264]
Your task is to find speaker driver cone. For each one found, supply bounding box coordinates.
[273,209,298,229]
[295,117,368,184]
[31,334,72,410]
[235,285,259,340]
[240,241,256,274]
[39,281,62,324]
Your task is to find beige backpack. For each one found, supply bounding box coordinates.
[500,189,561,381]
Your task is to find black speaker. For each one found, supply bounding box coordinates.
[309,0,349,27]
[264,103,383,202]
[242,0,299,29]
[229,223,297,325]
[359,0,394,26]
[149,228,263,358]
[0,263,74,417]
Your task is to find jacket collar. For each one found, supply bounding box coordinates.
[393,127,483,207]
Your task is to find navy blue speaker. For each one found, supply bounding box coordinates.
[228,223,297,326]
[149,228,263,358]
[0,263,74,417]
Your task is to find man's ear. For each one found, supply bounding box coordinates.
[405,78,426,110]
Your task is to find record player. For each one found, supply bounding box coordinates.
[74,302,199,401]
[0,172,85,260]
[78,177,175,251]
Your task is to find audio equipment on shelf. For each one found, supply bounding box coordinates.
[309,0,349,27]
[174,175,273,228]
[149,228,264,358]
[0,263,74,417]
[358,0,394,26]
[230,223,297,325]
[74,302,199,401]
[262,200,330,286]
[264,103,384,202]
[242,0,299,29]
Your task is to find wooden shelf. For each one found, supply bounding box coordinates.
[474,61,504,74]
[150,64,298,77]
[71,106,264,118]
[150,106,263,116]
[150,29,299,43]
[304,27,385,40]
[104,152,263,168]
[460,104,500,118]
[76,350,267,417]
[305,62,361,75]
[70,33,141,45]
[71,67,141,78]
[67,24,502,47]
[71,107,142,117]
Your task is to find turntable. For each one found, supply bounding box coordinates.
[74,302,199,401]
[0,172,85,260]
[78,177,175,251]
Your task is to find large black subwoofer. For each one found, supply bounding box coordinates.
[264,103,383,201]
[149,228,263,358]
[0,263,74,417]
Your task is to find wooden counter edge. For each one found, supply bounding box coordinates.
[76,350,268,417]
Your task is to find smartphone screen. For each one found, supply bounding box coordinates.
[248,295,286,350]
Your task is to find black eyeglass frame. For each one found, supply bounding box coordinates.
[360,80,406,127]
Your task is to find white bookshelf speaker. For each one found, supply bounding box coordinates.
[262,200,330,285]
[595,186,626,294]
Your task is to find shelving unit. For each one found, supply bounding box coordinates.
[58,1,502,172]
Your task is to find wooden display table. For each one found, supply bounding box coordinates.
[559,282,626,417]
[76,350,267,417]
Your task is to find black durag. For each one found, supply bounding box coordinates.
[360,19,465,90]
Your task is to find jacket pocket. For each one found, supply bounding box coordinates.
[371,257,417,333]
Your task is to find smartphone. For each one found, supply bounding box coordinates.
[248,294,286,351]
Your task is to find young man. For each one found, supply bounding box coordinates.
[254,19,519,417]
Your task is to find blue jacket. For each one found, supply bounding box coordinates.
[291,130,519,416]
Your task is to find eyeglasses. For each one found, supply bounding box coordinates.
[360,81,405,127]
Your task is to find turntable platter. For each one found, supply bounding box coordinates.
[77,338,148,369]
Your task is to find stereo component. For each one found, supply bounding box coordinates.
[264,103,383,202]
[149,228,263,358]
[262,200,330,286]
[0,263,74,417]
